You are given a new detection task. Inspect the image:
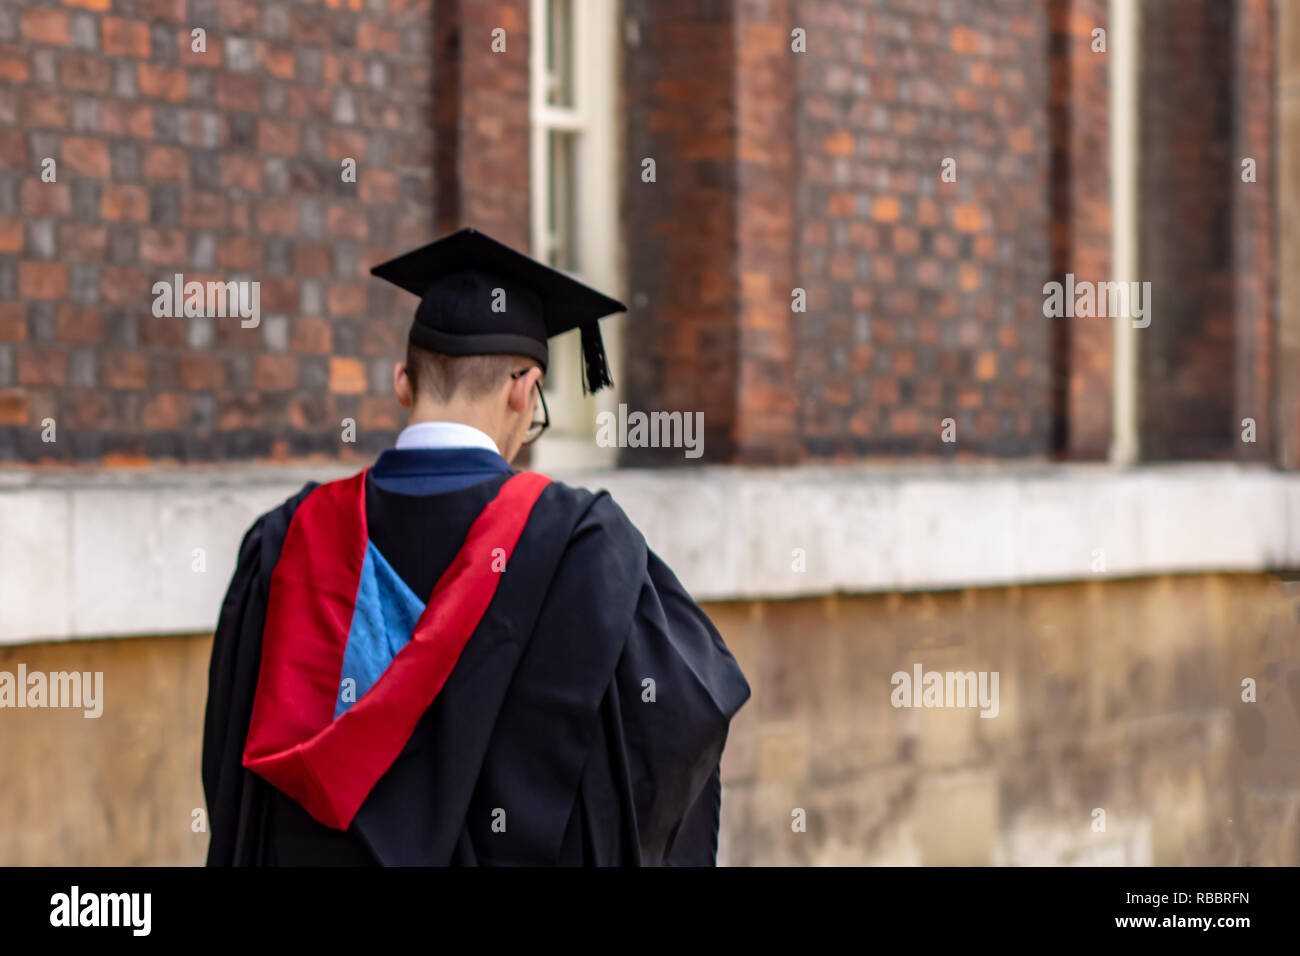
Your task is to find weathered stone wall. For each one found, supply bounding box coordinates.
[715,574,1300,865]
[2,572,1296,866]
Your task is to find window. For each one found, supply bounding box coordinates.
[530,0,624,470]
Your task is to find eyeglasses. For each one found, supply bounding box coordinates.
[511,369,549,445]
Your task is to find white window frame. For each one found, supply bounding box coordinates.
[1109,0,1139,466]
[529,0,625,471]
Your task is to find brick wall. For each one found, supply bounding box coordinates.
[1281,0,1300,469]
[735,0,798,465]
[624,0,1069,463]
[621,0,742,465]
[1049,0,1111,459]
[791,0,1053,459]
[1137,0,1276,462]
[1233,0,1276,465]
[0,0,533,464]
[434,0,530,248]
[0,0,1282,467]
[624,0,1276,466]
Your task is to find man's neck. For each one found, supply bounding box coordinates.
[396,419,502,455]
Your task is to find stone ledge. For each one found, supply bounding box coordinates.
[2,461,1298,644]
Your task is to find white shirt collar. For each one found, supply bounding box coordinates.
[394,421,502,456]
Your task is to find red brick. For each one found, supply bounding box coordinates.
[20,92,73,130]
[140,393,188,429]
[100,452,155,467]
[0,304,25,342]
[291,316,333,353]
[951,26,981,53]
[59,55,112,93]
[329,357,368,394]
[102,352,149,389]
[359,170,399,203]
[21,179,70,215]
[20,9,72,46]
[216,394,262,431]
[0,54,29,83]
[179,354,225,390]
[953,204,983,232]
[177,29,223,67]
[216,236,261,270]
[0,218,23,253]
[891,226,919,254]
[824,130,855,156]
[0,390,31,426]
[255,355,299,391]
[259,44,295,80]
[0,130,27,169]
[100,185,150,222]
[326,204,367,239]
[103,17,152,57]
[292,243,333,275]
[1009,126,1034,154]
[360,320,400,357]
[257,119,300,156]
[358,21,400,53]
[142,146,189,182]
[359,396,400,430]
[219,155,261,191]
[137,63,187,101]
[63,389,110,429]
[101,100,154,137]
[326,129,368,161]
[181,193,226,230]
[258,278,298,312]
[219,0,260,32]
[871,196,900,222]
[99,268,149,306]
[18,262,68,299]
[257,200,298,235]
[215,74,259,111]
[56,306,104,344]
[829,249,854,281]
[870,377,899,405]
[140,228,187,266]
[17,347,68,386]
[63,137,111,178]
[228,201,249,233]
[326,282,366,316]
[139,0,187,20]
[138,314,185,347]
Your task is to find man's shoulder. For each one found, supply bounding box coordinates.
[535,474,642,546]
[255,479,319,529]
[237,480,322,565]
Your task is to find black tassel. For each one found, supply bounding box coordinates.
[580,320,614,394]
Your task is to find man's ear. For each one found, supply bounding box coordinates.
[506,364,540,414]
[394,361,413,409]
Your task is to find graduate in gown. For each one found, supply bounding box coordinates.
[202,228,752,866]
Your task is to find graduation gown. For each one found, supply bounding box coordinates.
[202,451,751,866]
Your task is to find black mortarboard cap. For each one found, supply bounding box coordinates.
[369,227,625,393]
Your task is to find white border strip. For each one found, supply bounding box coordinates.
[2,463,1298,644]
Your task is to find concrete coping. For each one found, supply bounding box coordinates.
[2,460,1298,644]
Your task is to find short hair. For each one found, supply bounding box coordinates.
[404,343,527,403]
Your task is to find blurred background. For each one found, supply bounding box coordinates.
[2,0,1300,865]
